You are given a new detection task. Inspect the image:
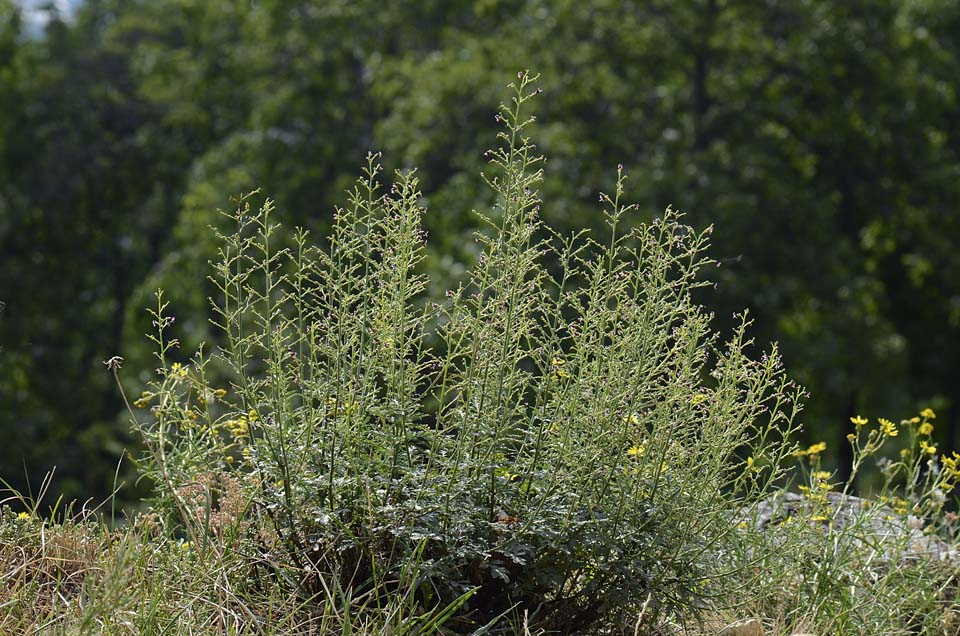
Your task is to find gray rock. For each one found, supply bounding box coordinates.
[719,617,763,636]
[742,490,957,564]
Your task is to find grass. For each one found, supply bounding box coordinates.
[1,505,326,634]
[3,469,960,636]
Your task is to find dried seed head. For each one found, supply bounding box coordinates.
[103,356,124,371]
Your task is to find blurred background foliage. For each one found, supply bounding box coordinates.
[2,0,959,505]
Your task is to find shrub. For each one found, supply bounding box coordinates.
[127,73,804,634]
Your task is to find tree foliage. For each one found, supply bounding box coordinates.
[2,0,960,502]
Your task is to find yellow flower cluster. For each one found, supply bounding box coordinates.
[847,408,940,467]
[799,470,834,522]
[903,407,936,433]
[224,410,258,439]
[133,391,155,408]
[884,495,910,516]
[942,452,960,483]
[792,441,827,459]
[225,418,248,438]
[841,407,955,522]
[550,357,568,381]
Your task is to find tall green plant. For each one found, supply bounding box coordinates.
[128,73,803,634]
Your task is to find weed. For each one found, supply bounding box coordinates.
[127,73,802,634]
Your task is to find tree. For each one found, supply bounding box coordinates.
[3,0,960,503]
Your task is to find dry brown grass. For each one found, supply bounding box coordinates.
[0,509,112,633]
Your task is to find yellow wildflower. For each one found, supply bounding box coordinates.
[813,470,832,481]
[920,440,937,456]
[690,393,707,405]
[622,414,640,425]
[878,418,898,437]
[212,388,228,399]
[850,415,868,427]
[921,407,937,419]
[626,445,645,458]
[16,511,30,521]
[943,452,960,480]
[550,357,568,381]
[225,417,249,438]
[900,448,911,458]
[170,362,188,378]
[909,416,921,424]
[133,391,154,408]
[846,433,856,442]
[793,441,827,458]
[919,421,934,436]
[892,497,910,515]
